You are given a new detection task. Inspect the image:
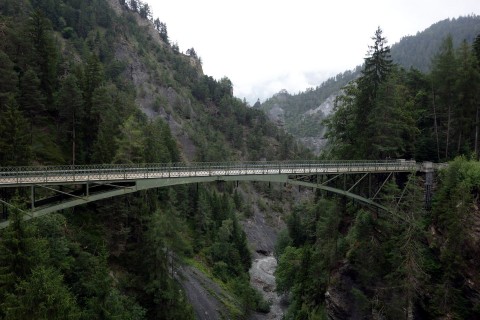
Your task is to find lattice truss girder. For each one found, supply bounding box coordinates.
[288,171,416,209]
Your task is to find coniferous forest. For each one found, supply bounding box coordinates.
[0,0,480,319]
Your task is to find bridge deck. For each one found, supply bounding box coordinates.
[0,160,422,187]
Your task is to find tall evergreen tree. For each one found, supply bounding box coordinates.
[431,35,458,160]
[0,50,18,108]
[325,27,394,159]
[83,54,104,162]
[0,201,48,318]
[57,74,85,165]
[0,97,32,166]
[356,27,394,157]
[455,40,480,157]
[90,85,118,163]
[113,115,146,164]
[19,68,47,147]
[2,266,80,320]
[26,9,58,105]
[473,33,480,66]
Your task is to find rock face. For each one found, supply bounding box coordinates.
[304,92,337,118]
[262,91,338,155]
[297,92,338,154]
[325,261,367,320]
[267,105,285,127]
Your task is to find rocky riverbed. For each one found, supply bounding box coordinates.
[249,254,286,319]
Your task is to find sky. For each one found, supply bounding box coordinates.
[147,0,479,105]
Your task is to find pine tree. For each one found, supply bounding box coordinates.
[455,40,480,156]
[355,26,393,157]
[144,118,172,163]
[83,54,104,161]
[368,70,419,158]
[2,266,80,320]
[19,68,47,146]
[431,35,458,160]
[113,115,146,164]
[385,175,428,319]
[0,97,32,166]
[324,27,394,159]
[473,33,480,66]
[57,74,85,165]
[27,9,58,105]
[0,50,18,108]
[0,200,48,318]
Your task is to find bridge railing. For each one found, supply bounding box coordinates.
[0,160,420,186]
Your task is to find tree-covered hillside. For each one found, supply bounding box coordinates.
[392,15,480,72]
[0,0,310,319]
[260,15,480,151]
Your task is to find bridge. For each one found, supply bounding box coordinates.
[0,160,442,228]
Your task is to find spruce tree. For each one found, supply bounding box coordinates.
[57,74,85,165]
[0,97,32,166]
[431,35,458,160]
[356,26,393,157]
[0,200,48,318]
[0,50,18,108]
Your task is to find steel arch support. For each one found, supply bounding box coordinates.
[286,179,390,212]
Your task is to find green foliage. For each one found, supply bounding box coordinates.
[26,9,58,105]
[138,208,194,320]
[0,98,32,166]
[0,50,18,107]
[0,200,48,318]
[57,73,85,164]
[275,158,480,318]
[3,266,81,320]
[113,114,146,163]
[391,16,480,72]
[273,228,291,259]
[425,157,480,317]
[275,246,302,294]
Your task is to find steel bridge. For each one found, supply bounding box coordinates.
[0,160,442,228]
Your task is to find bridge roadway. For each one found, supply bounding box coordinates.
[0,160,430,187]
[0,160,440,228]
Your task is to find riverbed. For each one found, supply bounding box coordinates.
[249,254,286,319]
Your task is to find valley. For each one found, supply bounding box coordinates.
[0,0,479,319]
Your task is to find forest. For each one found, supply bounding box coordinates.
[0,0,480,319]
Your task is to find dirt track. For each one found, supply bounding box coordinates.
[177,264,234,319]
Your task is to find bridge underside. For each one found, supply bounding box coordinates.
[0,172,396,228]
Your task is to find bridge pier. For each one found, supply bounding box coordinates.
[422,162,434,210]
[31,186,35,211]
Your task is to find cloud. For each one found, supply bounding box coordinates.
[235,69,340,105]
[148,0,480,105]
